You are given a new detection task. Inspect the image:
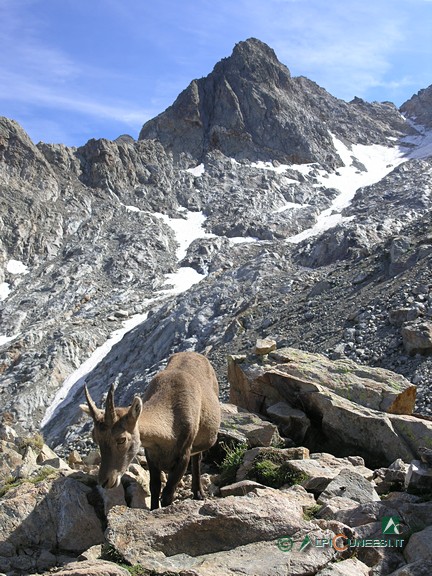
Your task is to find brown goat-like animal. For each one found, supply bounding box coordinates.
[80,351,221,509]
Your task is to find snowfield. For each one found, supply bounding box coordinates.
[287,135,407,243]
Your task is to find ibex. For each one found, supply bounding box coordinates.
[81,351,221,509]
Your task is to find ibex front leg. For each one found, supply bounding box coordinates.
[161,450,191,507]
[146,449,162,510]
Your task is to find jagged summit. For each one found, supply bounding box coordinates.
[401,84,432,127]
[139,38,410,167]
[215,37,291,84]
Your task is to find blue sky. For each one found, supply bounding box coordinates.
[1,0,431,147]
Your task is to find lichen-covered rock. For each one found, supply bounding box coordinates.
[317,468,380,505]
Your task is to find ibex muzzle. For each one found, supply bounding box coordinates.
[81,351,221,508]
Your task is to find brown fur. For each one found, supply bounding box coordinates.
[81,351,221,509]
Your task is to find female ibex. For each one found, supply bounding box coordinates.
[81,351,221,509]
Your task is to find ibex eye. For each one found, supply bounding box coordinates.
[116,437,126,445]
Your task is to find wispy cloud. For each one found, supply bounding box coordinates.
[0,0,154,142]
[220,0,408,100]
[0,69,152,125]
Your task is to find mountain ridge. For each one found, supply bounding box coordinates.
[139,38,413,167]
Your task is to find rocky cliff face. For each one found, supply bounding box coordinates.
[139,38,411,166]
[0,38,432,454]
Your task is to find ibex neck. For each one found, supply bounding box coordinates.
[137,404,174,448]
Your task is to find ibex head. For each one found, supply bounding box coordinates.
[80,384,142,489]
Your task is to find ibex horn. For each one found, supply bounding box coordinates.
[105,383,118,426]
[84,385,101,421]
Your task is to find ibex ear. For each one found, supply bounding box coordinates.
[126,396,142,430]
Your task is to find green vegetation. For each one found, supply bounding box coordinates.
[218,442,248,486]
[303,504,322,521]
[245,449,310,489]
[0,466,58,497]
[102,545,172,576]
[18,433,44,452]
[248,459,308,488]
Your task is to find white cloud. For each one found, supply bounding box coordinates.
[0,0,154,139]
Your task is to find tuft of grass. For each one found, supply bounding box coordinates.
[0,466,58,497]
[303,504,322,521]
[0,475,21,497]
[18,433,44,452]
[218,442,248,486]
[248,459,308,488]
[243,448,310,489]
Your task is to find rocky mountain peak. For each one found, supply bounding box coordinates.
[139,39,410,167]
[400,84,432,127]
[214,37,291,85]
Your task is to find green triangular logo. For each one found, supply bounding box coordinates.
[299,535,312,552]
[382,516,402,535]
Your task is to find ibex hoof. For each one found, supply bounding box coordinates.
[161,494,174,507]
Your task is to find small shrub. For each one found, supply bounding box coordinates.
[303,504,322,521]
[248,459,308,488]
[18,433,44,452]
[218,442,248,486]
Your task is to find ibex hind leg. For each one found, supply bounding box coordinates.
[191,453,204,500]
[146,449,162,510]
[161,449,191,507]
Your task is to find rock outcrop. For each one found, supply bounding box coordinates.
[228,346,432,467]
[400,84,432,128]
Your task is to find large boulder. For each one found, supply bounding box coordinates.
[230,347,416,415]
[228,348,432,467]
[106,488,336,575]
[0,476,104,574]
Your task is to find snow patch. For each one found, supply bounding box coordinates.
[287,135,406,244]
[125,205,141,212]
[186,163,205,177]
[161,267,205,295]
[402,125,432,160]
[41,312,150,428]
[154,210,215,260]
[0,334,17,347]
[250,160,294,176]
[290,163,316,176]
[0,283,11,301]
[229,236,259,244]
[6,260,29,275]
[273,201,309,214]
